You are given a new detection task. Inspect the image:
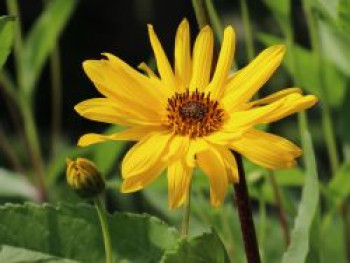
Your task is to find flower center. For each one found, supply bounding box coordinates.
[166,90,224,138]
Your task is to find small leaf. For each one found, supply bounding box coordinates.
[0,168,39,201]
[22,0,78,96]
[161,230,230,263]
[282,121,320,263]
[0,16,15,69]
[0,203,179,263]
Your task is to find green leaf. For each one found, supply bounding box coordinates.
[0,16,15,70]
[0,245,78,263]
[282,120,320,263]
[327,161,350,201]
[258,33,347,107]
[0,168,39,201]
[22,0,78,96]
[0,203,179,263]
[322,161,350,230]
[161,230,230,263]
[338,0,350,34]
[262,0,291,33]
[319,21,350,76]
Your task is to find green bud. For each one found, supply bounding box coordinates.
[66,158,105,198]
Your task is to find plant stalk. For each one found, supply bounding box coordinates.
[94,196,113,263]
[205,0,224,43]
[239,0,255,61]
[268,170,290,246]
[181,180,192,238]
[49,46,62,158]
[191,0,211,29]
[233,152,261,263]
[6,0,24,91]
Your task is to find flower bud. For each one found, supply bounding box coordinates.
[66,158,105,198]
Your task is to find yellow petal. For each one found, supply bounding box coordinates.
[138,62,158,79]
[82,59,166,114]
[217,147,239,182]
[148,24,177,91]
[186,138,208,167]
[167,159,193,209]
[121,160,167,193]
[102,53,173,99]
[225,98,284,130]
[249,87,302,107]
[77,125,163,147]
[207,26,235,99]
[197,145,228,207]
[174,18,191,90]
[122,132,172,178]
[189,26,214,92]
[262,94,318,124]
[221,45,286,112]
[204,129,244,146]
[75,98,161,126]
[163,135,190,162]
[230,129,302,170]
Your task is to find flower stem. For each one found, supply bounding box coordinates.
[268,170,290,246]
[94,196,113,263]
[205,0,224,43]
[191,0,211,29]
[239,0,255,61]
[49,45,62,158]
[181,180,192,238]
[6,0,24,90]
[233,152,261,263]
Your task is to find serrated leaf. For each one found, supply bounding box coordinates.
[22,0,78,96]
[161,230,230,263]
[0,168,39,201]
[0,245,78,263]
[0,16,15,69]
[0,203,179,263]
[282,124,319,263]
[258,33,346,107]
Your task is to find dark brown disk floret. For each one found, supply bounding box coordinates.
[166,89,224,138]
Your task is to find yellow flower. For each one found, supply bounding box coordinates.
[75,19,317,209]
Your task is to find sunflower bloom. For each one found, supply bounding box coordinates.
[75,19,317,209]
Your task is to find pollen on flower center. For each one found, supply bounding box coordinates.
[166,89,224,138]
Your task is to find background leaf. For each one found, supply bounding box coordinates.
[0,15,15,69]
[22,0,78,96]
[0,168,39,201]
[282,123,320,263]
